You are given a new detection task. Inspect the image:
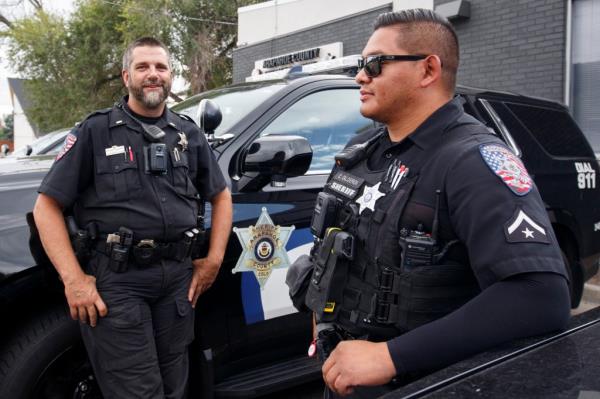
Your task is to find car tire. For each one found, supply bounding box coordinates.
[0,305,100,398]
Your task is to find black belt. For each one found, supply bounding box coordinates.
[94,238,191,264]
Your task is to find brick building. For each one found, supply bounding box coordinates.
[232,0,600,153]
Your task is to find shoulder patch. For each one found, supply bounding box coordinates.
[55,132,78,161]
[504,208,549,244]
[479,143,532,196]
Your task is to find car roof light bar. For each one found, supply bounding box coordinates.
[245,55,361,82]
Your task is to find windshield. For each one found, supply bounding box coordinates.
[10,129,69,157]
[172,82,285,138]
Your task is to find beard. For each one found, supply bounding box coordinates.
[128,77,171,109]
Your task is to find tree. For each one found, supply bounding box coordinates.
[1,114,14,140]
[1,0,260,132]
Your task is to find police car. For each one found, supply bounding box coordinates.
[0,56,599,398]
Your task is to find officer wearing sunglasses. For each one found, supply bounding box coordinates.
[303,8,570,398]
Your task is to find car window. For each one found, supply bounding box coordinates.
[482,100,594,159]
[10,130,66,157]
[259,89,374,173]
[45,139,66,155]
[504,102,593,158]
[174,83,285,138]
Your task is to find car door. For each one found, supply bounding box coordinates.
[203,80,376,370]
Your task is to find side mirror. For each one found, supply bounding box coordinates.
[197,99,222,138]
[26,144,33,156]
[238,135,312,192]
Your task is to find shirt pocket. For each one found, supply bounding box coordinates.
[171,151,198,198]
[95,154,142,201]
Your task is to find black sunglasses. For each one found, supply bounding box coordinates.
[358,54,427,77]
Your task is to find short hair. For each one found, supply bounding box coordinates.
[374,9,459,91]
[122,37,171,71]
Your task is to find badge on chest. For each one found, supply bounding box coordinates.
[355,182,386,214]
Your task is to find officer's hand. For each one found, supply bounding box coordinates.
[189,255,222,307]
[64,274,108,327]
[322,340,396,396]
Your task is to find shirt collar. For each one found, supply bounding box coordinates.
[384,96,465,151]
[110,95,178,131]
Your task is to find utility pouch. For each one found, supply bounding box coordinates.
[310,192,338,239]
[305,229,353,321]
[285,254,314,312]
[108,227,133,272]
[131,239,158,265]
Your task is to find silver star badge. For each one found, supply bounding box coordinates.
[177,132,188,152]
[355,182,386,214]
[232,207,295,289]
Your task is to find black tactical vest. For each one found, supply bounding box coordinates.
[306,125,485,340]
[74,104,201,241]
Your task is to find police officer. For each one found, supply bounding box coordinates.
[33,37,232,398]
[301,10,570,397]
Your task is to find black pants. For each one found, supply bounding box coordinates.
[80,254,194,399]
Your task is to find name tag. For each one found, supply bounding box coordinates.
[329,171,364,199]
[105,145,125,156]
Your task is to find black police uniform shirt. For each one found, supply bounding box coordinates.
[344,97,566,290]
[342,97,569,374]
[38,97,227,242]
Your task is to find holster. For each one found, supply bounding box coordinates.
[106,227,133,272]
[285,254,314,312]
[305,229,354,321]
[190,228,206,260]
[316,327,343,362]
[66,216,97,264]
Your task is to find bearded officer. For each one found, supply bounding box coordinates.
[300,9,570,398]
[33,37,232,398]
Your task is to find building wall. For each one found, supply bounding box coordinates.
[233,0,567,104]
[233,5,391,83]
[12,96,36,150]
[237,0,393,46]
[452,0,566,103]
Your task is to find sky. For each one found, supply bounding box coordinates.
[1,0,73,117]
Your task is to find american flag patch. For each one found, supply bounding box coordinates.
[56,133,77,161]
[479,144,532,196]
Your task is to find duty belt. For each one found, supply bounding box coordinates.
[95,236,193,265]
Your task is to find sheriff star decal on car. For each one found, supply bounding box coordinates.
[232,207,295,289]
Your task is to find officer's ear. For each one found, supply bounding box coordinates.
[419,55,443,89]
[122,69,130,88]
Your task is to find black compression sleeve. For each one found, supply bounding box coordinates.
[386,272,570,375]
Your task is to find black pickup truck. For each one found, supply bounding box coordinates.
[0,72,598,398]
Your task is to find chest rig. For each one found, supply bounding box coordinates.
[305,129,480,340]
